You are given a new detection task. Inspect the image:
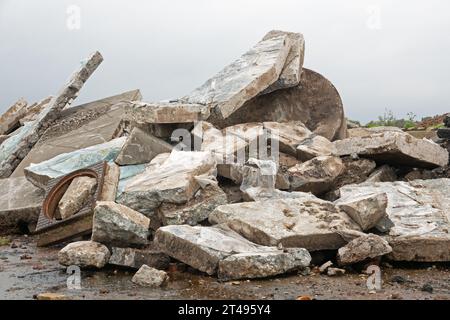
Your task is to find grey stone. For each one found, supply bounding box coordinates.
[0,98,28,135]
[109,246,170,270]
[334,131,448,168]
[115,127,173,166]
[58,241,110,269]
[335,192,388,231]
[263,121,312,157]
[296,135,336,161]
[338,179,450,261]
[99,162,120,202]
[218,248,310,281]
[261,30,305,95]
[288,156,344,195]
[209,197,362,251]
[366,165,397,183]
[132,265,168,287]
[57,176,97,220]
[24,137,126,189]
[157,183,228,226]
[183,32,292,119]
[0,176,44,234]
[210,68,347,142]
[92,201,150,247]
[117,151,216,217]
[126,101,210,124]
[154,224,285,275]
[337,234,392,266]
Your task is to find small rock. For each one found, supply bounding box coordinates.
[327,267,346,276]
[337,234,392,266]
[318,261,333,273]
[35,293,68,300]
[58,241,110,269]
[131,265,168,287]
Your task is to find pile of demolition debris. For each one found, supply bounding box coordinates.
[1,30,449,287]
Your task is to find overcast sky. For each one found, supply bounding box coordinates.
[0,0,449,123]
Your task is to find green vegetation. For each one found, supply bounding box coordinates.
[365,109,418,129]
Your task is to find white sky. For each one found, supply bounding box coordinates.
[0,0,449,123]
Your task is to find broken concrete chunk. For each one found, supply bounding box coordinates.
[99,163,120,201]
[337,234,392,266]
[218,248,310,281]
[0,176,45,234]
[296,135,336,161]
[209,198,361,251]
[211,68,347,142]
[132,265,168,287]
[327,267,346,276]
[183,32,292,119]
[335,192,388,231]
[0,52,103,179]
[109,246,170,270]
[24,137,126,188]
[115,127,173,166]
[288,156,344,195]
[338,179,450,261]
[263,121,312,157]
[334,131,448,168]
[154,225,277,275]
[261,30,305,95]
[57,176,97,220]
[19,97,53,125]
[0,98,28,135]
[126,101,210,124]
[117,151,216,217]
[347,126,403,138]
[157,183,228,226]
[58,241,110,269]
[366,165,397,182]
[92,201,150,248]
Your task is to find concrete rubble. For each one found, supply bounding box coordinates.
[1,30,450,291]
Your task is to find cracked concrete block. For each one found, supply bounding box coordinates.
[58,241,110,269]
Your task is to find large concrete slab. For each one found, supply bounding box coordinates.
[209,197,361,251]
[183,32,292,119]
[334,131,448,168]
[12,90,141,177]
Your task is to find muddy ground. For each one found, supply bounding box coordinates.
[0,235,449,300]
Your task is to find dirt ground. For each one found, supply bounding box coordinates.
[0,235,449,300]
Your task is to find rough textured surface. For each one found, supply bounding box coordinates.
[157,183,228,226]
[99,163,120,201]
[115,127,173,166]
[24,137,126,189]
[183,32,292,119]
[109,246,170,270]
[288,156,344,195]
[57,176,97,220]
[261,30,305,95]
[209,198,361,251]
[11,91,141,177]
[0,177,44,234]
[337,234,392,266]
[366,165,397,183]
[0,52,103,178]
[338,179,450,261]
[58,241,110,269]
[117,151,216,217]
[132,265,168,287]
[334,131,449,168]
[296,135,336,161]
[92,201,150,248]
[211,68,347,141]
[218,248,310,281]
[126,102,210,124]
[263,121,312,157]
[0,98,28,135]
[155,225,282,275]
[335,191,388,231]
